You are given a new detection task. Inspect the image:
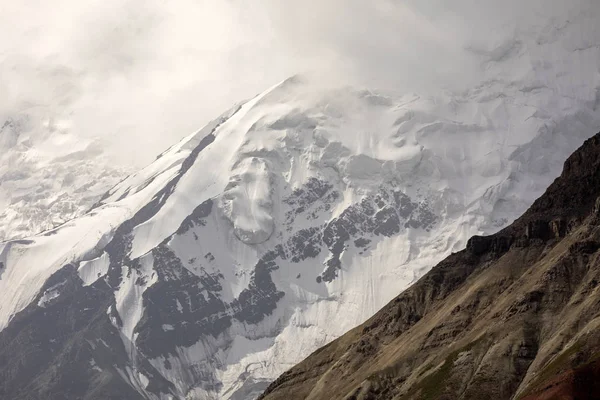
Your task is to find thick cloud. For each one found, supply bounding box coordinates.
[0,0,593,165]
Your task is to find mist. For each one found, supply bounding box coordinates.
[0,0,591,166]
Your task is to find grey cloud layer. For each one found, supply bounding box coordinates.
[0,0,591,164]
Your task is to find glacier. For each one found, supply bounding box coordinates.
[0,3,600,399]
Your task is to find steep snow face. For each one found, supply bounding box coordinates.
[1,5,600,399]
[0,115,130,241]
[222,156,276,245]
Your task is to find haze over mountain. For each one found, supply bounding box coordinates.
[1,0,596,241]
[0,1,599,399]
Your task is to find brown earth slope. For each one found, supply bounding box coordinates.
[260,133,600,400]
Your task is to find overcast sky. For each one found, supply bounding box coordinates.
[0,0,590,165]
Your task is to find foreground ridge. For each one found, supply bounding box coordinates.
[260,133,600,400]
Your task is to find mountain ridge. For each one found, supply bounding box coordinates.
[259,132,600,400]
[1,74,600,398]
[0,8,599,396]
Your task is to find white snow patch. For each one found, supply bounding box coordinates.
[37,282,64,308]
[89,358,102,373]
[78,252,110,286]
[113,254,158,347]
[137,372,150,389]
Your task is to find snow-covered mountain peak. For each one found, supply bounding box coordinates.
[1,6,600,399]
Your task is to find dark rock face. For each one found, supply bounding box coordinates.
[128,208,286,393]
[176,199,213,235]
[283,179,437,283]
[0,266,146,400]
[354,238,371,248]
[525,220,552,240]
[466,235,513,256]
[550,218,567,238]
[284,178,336,226]
[259,132,600,400]
[320,190,436,282]
[287,227,323,263]
[135,244,230,358]
[233,250,286,325]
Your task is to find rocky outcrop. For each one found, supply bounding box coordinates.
[466,234,513,256]
[259,133,600,400]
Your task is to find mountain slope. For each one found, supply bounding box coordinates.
[0,115,130,242]
[259,132,600,400]
[0,6,599,398]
